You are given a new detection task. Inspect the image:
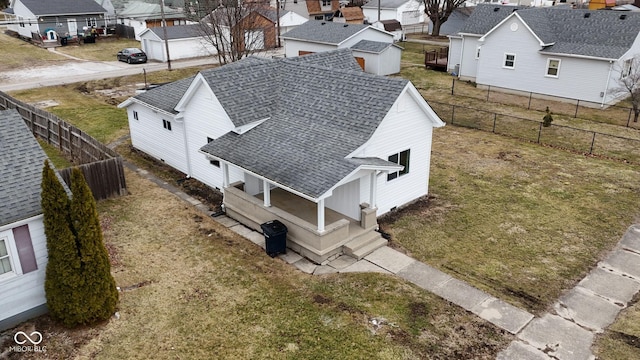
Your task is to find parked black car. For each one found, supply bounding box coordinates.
[117,48,147,64]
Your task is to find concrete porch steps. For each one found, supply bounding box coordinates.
[344,231,388,260]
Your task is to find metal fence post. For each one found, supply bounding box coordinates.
[589,132,596,154]
[528,92,532,110]
[537,123,542,144]
[492,113,497,133]
[451,77,455,96]
[574,100,579,118]
[451,106,455,124]
[487,86,490,102]
[627,108,633,127]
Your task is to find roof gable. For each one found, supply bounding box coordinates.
[0,109,49,226]
[16,0,107,16]
[458,4,524,35]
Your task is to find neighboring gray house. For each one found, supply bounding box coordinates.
[450,5,640,106]
[6,0,108,43]
[281,20,402,75]
[0,109,55,331]
[362,0,425,26]
[427,6,473,36]
[119,49,444,263]
[139,24,217,62]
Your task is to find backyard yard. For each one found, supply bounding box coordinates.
[2,34,640,358]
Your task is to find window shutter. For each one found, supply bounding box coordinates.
[12,225,37,274]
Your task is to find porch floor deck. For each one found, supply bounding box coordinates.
[256,188,355,227]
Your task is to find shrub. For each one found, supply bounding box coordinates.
[543,106,553,127]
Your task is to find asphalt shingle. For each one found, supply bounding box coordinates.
[281,20,370,45]
[458,4,525,35]
[350,39,392,54]
[16,0,107,16]
[0,109,49,226]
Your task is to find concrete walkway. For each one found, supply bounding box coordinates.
[122,158,640,359]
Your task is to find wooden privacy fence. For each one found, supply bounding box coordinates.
[58,158,128,200]
[0,91,127,200]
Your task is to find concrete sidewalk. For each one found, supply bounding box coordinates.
[123,159,640,360]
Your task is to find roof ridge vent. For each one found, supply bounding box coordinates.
[584,12,590,18]
[620,14,627,20]
[321,21,326,25]
[494,7,500,11]
[343,24,348,27]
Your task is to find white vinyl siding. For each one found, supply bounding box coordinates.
[182,81,243,190]
[546,58,560,78]
[352,88,435,215]
[140,33,218,62]
[325,179,361,220]
[351,45,402,76]
[0,217,48,329]
[127,103,188,174]
[0,238,13,277]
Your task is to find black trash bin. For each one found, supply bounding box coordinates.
[261,220,287,257]
[60,37,68,46]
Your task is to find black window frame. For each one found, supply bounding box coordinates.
[387,149,410,181]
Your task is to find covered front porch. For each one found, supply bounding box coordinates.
[220,165,386,263]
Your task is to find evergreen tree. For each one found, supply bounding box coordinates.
[69,168,119,324]
[42,163,118,326]
[41,161,83,327]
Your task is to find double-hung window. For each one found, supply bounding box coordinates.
[163,119,172,131]
[504,53,516,69]
[0,238,13,276]
[546,59,560,77]
[387,149,410,181]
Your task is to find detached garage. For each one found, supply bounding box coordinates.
[139,24,217,62]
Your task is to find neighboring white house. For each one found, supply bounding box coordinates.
[0,109,56,331]
[118,1,188,40]
[450,5,640,106]
[6,0,108,43]
[139,24,217,62]
[279,10,309,34]
[281,20,402,75]
[362,0,425,26]
[119,49,444,263]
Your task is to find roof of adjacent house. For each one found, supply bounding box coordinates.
[132,75,195,114]
[458,4,525,35]
[196,51,420,199]
[15,0,107,16]
[0,109,49,226]
[281,20,373,45]
[350,39,393,53]
[147,24,202,40]
[306,0,339,15]
[515,8,640,59]
[362,0,416,9]
[380,19,402,32]
[119,1,185,20]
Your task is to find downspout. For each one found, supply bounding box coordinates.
[601,60,614,108]
[458,35,465,78]
[179,116,192,178]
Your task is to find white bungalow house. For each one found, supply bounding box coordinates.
[139,24,217,62]
[449,5,640,106]
[119,49,444,263]
[281,20,402,75]
[0,109,55,331]
[279,10,309,34]
[6,0,108,44]
[362,0,425,26]
[118,1,188,40]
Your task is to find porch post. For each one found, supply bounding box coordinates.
[369,172,377,208]
[317,198,325,233]
[222,163,230,188]
[263,179,271,207]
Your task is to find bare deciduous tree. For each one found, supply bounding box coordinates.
[614,55,640,123]
[191,0,273,64]
[423,0,466,37]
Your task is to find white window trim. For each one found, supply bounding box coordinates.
[622,58,633,79]
[503,53,516,69]
[133,110,139,120]
[0,235,19,282]
[545,58,561,78]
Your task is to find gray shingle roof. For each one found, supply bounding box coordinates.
[350,39,392,53]
[285,48,363,71]
[281,20,370,45]
[149,24,203,40]
[458,4,525,35]
[16,0,107,16]
[198,53,410,199]
[517,8,640,59]
[133,75,196,114]
[0,109,48,226]
[119,1,185,20]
